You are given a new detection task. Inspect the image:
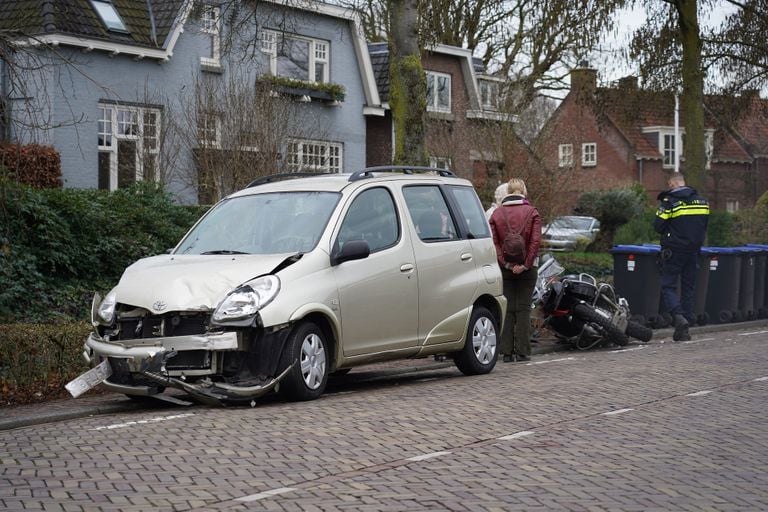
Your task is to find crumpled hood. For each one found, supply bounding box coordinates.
[112,254,291,312]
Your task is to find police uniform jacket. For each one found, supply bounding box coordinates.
[653,186,709,252]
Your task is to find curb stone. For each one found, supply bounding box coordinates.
[2,318,766,431]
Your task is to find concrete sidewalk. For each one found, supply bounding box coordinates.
[2,318,766,431]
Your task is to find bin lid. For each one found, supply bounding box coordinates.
[610,244,660,254]
[734,246,760,254]
[746,244,768,251]
[700,246,740,255]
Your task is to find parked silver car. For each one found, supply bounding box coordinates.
[67,167,506,405]
[541,215,600,251]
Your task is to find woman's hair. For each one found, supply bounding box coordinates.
[507,178,527,197]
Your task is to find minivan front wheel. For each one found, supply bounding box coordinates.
[454,306,498,375]
[279,321,329,401]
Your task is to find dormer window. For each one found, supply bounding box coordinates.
[91,0,128,32]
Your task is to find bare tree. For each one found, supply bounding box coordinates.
[163,69,330,203]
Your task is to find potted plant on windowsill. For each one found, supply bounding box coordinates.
[259,76,346,104]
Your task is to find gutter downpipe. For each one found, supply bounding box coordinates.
[674,93,680,173]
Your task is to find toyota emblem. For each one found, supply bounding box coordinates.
[152,301,167,312]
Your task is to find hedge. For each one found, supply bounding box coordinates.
[0,143,62,188]
[0,322,91,406]
[0,181,208,323]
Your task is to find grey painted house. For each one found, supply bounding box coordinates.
[1,0,384,202]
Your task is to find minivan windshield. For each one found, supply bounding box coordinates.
[175,191,340,255]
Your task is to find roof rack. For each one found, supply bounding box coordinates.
[246,172,331,188]
[348,165,456,182]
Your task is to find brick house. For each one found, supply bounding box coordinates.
[365,42,533,204]
[535,64,768,213]
[0,0,383,203]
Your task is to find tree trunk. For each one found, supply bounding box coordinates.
[388,0,428,165]
[676,0,706,190]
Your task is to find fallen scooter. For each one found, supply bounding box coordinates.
[533,255,653,349]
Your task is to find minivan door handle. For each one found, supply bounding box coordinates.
[460,253,472,262]
[400,263,415,272]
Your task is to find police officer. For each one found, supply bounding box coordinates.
[654,173,710,341]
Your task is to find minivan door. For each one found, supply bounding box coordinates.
[333,186,419,356]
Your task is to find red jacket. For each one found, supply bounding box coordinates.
[489,195,542,269]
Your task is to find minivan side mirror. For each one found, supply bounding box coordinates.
[331,239,370,266]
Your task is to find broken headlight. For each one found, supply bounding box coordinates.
[97,290,117,325]
[213,275,280,322]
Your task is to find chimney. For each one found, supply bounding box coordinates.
[570,62,597,94]
[618,75,638,89]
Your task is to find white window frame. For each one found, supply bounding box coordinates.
[426,71,451,113]
[581,142,597,167]
[478,79,500,110]
[197,110,221,149]
[286,139,343,173]
[558,144,573,167]
[429,156,452,170]
[726,199,739,213]
[260,29,330,83]
[97,103,161,190]
[200,5,221,67]
[91,0,129,32]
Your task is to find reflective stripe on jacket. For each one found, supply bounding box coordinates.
[653,186,709,251]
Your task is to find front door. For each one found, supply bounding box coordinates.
[333,186,419,356]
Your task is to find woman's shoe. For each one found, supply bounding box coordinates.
[516,355,530,362]
[502,355,515,363]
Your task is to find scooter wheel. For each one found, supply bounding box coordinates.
[572,303,629,346]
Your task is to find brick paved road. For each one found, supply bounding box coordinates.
[1,327,767,511]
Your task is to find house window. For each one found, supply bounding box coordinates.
[558,144,573,167]
[261,30,329,83]
[200,5,221,67]
[97,103,161,190]
[426,71,451,113]
[429,156,451,170]
[479,80,498,110]
[663,133,676,167]
[197,110,221,148]
[287,139,343,173]
[726,199,739,213]
[98,107,112,149]
[91,0,128,32]
[582,143,597,167]
[117,109,138,136]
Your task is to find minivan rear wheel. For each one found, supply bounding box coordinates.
[279,321,329,401]
[454,306,498,375]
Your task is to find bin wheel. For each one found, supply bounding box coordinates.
[718,310,733,323]
[696,312,710,326]
[746,309,756,320]
[650,315,669,329]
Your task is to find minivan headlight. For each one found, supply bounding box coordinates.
[97,290,117,324]
[213,275,280,322]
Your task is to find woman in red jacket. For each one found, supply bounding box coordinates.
[488,178,542,362]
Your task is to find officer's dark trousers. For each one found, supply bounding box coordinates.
[660,249,698,321]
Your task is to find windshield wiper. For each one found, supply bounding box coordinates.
[201,250,250,255]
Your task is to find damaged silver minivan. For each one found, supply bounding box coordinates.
[68,167,506,405]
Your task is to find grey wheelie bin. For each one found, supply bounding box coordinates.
[736,247,757,321]
[747,244,768,318]
[701,247,741,324]
[611,245,662,327]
